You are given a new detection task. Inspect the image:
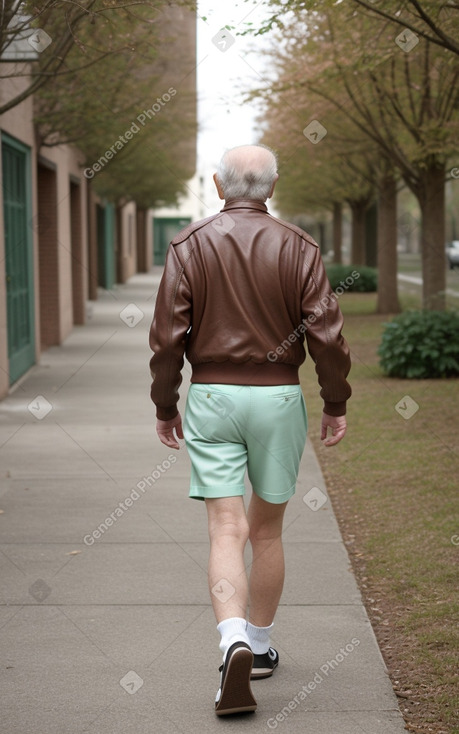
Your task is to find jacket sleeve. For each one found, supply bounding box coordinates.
[149,245,192,420]
[301,247,352,415]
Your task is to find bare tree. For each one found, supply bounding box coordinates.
[249,0,459,56]
[351,0,459,57]
[251,4,459,309]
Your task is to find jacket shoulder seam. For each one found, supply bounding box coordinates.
[170,214,221,245]
[268,214,319,247]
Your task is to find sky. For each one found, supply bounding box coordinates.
[195,1,276,210]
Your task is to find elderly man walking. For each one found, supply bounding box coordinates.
[149,144,351,716]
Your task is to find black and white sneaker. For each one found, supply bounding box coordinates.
[251,647,279,679]
[215,641,257,716]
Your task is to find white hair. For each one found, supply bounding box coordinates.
[216,144,278,202]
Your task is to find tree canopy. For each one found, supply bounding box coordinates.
[1,1,197,208]
[245,0,459,56]
[250,1,459,309]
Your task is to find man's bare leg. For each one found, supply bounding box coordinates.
[205,496,250,623]
[247,493,288,627]
[205,496,257,714]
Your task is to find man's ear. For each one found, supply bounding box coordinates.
[213,173,225,200]
[268,174,279,199]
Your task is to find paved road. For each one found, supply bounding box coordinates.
[398,272,459,298]
[0,270,407,733]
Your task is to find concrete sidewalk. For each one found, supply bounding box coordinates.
[0,270,406,734]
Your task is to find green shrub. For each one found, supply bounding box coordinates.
[378,310,459,378]
[326,264,377,292]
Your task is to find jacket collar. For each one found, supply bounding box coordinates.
[221,199,269,213]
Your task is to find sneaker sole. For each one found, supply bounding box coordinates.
[215,647,257,716]
[251,666,276,680]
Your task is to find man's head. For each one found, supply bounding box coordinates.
[214,144,278,202]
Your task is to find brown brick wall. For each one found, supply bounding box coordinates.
[87,186,99,300]
[136,209,148,273]
[70,180,85,324]
[37,163,60,348]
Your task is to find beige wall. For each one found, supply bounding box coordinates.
[145,211,154,271]
[157,7,197,179]
[118,201,137,283]
[0,69,89,398]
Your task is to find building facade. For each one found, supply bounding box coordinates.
[0,9,196,400]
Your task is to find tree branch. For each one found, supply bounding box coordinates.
[351,0,459,56]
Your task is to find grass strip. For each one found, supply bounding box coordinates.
[300,292,459,734]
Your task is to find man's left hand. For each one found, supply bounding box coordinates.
[156,413,184,450]
[321,413,347,447]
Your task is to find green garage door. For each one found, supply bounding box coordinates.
[2,133,35,383]
[97,202,116,290]
[153,217,191,265]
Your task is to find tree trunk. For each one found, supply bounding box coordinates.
[333,202,342,264]
[86,183,99,301]
[365,201,378,267]
[377,174,400,314]
[350,200,367,265]
[318,220,326,254]
[416,164,446,311]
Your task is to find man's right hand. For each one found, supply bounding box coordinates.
[156,413,184,450]
[321,413,347,447]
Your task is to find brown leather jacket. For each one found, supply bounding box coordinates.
[149,200,351,420]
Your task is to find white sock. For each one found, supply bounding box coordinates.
[217,617,251,660]
[247,622,274,655]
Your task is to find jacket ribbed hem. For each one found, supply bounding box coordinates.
[191,361,299,386]
[323,401,347,416]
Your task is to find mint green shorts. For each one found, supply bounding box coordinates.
[183,384,307,504]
